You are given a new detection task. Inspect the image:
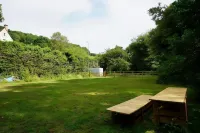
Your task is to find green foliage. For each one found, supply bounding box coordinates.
[148,0,200,88]
[20,68,40,82]
[64,44,98,72]
[0,28,98,81]
[0,4,4,22]
[148,3,167,24]
[99,46,130,71]
[126,34,152,71]
[8,30,51,47]
[108,58,130,71]
[51,32,69,43]
[0,41,69,79]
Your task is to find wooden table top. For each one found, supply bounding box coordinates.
[107,95,152,115]
[150,87,187,103]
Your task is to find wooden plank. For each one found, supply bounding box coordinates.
[152,96,188,125]
[150,87,187,103]
[107,95,152,115]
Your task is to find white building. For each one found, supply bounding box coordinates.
[89,68,104,77]
[0,25,13,42]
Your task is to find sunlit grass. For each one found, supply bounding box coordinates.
[0,76,199,133]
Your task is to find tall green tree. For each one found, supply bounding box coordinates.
[51,32,69,43]
[50,32,69,51]
[148,0,200,87]
[126,34,152,71]
[99,46,130,71]
[0,4,4,22]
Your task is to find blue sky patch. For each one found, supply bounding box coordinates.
[63,0,107,23]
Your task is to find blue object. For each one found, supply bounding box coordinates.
[5,76,15,82]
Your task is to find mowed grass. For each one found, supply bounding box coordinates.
[0,76,200,133]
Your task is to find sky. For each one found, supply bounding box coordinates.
[1,0,174,53]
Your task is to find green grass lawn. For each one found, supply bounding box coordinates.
[0,76,200,133]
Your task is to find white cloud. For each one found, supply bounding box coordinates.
[65,0,175,53]
[1,0,174,53]
[2,0,92,33]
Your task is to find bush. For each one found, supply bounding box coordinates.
[20,68,32,82]
[0,41,69,79]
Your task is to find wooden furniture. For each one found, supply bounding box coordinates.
[107,95,152,123]
[150,87,187,125]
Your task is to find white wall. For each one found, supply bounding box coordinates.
[0,29,13,41]
[89,68,103,77]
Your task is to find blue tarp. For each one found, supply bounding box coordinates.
[0,76,18,82]
[5,76,15,82]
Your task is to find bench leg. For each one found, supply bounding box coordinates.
[185,98,188,122]
[141,108,144,121]
[152,101,160,125]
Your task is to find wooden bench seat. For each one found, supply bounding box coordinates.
[150,87,187,125]
[107,95,152,115]
[107,95,152,124]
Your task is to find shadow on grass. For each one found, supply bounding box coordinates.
[0,77,199,133]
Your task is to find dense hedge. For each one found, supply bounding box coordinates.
[0,41,68,79]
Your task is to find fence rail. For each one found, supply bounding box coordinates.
[105,71,157,77]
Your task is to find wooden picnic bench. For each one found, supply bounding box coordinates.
[107,95,152,123]
[150,87,187,125]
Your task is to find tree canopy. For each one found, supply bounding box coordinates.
[51,32,69,43]
[126,34,151,71]
[99,46,130,71]
[0,27,98,79]
[148,0,200,87]
[0,4,4,22]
